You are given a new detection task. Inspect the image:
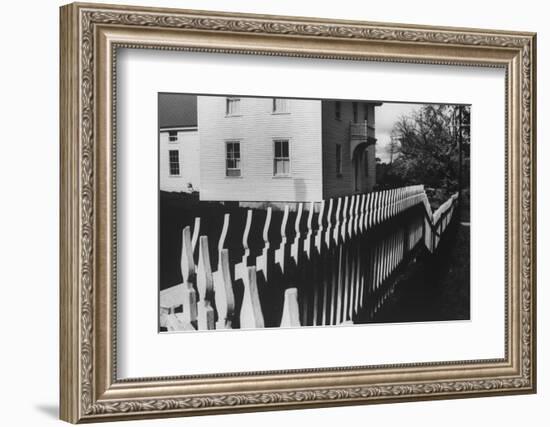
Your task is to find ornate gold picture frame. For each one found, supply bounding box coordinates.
[60,2,536,423]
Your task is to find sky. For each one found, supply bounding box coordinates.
[375,102,424,163]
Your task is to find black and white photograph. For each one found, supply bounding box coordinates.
[158,93,470,332]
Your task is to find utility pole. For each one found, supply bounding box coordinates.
[388,134,399,165]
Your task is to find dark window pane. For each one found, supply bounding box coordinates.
[226,142,241,176]
[274,140,290,176]
[227,142,240,159]
[168,150,180,176]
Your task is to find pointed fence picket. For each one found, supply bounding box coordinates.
[160,185,460,331]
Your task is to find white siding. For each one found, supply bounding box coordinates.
[198,97,323,202]
[159,129,200,192]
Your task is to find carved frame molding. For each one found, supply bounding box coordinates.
[60,2,536,423]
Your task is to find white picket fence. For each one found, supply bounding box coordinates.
[160,185,459,332]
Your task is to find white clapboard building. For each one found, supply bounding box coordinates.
[159,94,381,202]
[159,93,200,192]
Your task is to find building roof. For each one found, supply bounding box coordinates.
[159,93,198,129]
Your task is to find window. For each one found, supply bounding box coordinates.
[168,130,178,142]
[272,98,289,113]
[364,150,369,176]
[226,141,241,177]
[352,102,358,123]
[273,139,290,176]
[364,103,369,122]
[226,97,241,115]
[168,150,180,176]
[336,144,342,176]
[335,101,341,120]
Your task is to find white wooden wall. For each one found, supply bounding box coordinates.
[159,129,200,192]
[198,96,324,202]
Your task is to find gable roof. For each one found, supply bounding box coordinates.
[159,93,198,129]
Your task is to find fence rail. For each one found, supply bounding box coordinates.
[160,185,459,332]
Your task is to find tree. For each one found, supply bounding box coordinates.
[387,104,470,195]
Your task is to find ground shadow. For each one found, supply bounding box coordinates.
[35,404,58,419]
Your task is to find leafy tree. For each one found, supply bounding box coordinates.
[385,104,470,195]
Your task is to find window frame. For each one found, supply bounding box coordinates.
[168,130,178,142]
[272,138,291,177]
[168,149,180,177]
[225,97,241,116]
[272,98,290,114]
[225,140,242,177]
